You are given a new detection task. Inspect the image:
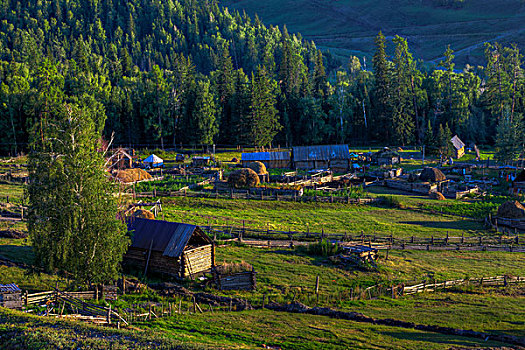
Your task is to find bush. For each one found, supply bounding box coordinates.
[228,168,260,188]
[382,196,406,209]
[302,239,340,257]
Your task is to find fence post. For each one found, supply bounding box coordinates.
[315,275,320,304]
[107,304,112,324]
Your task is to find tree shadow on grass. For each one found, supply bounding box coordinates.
[380,330,509,347]
[399,221,472,230]
[0,244,34,265]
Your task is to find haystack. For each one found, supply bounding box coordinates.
[497,201,525,219]
[429,191,445,200]
[131,208,155,220]
[419,167,446,183]
[116,168,152,183]
[247,161,267,175]
[231,157,239,163]
[228,168,260,188]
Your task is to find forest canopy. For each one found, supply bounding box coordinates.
[0,0,523,154]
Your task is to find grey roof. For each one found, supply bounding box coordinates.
[241,151,290,162]
[127,218,210,258]
[450,135,465,150]
[0,283,21,293]
[293,145,350,162]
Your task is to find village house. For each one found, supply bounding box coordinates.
[241,151,291,169]
[292,144,350,172]
[450,135,465,159]
[124,218,215,279]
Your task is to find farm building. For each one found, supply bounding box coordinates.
[292,145,350,171]
[192,156,211,167]
[373,148,401,166]
[143,154,164,168]
[450,135,465,159]
[0,283,23,309]
[241,151,291,169]
[106,148,133,170]
[124,218,215,279]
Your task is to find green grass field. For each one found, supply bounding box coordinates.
[219,0,525,66]
[162,196,487,237]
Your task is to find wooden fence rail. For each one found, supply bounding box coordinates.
[202,224,524,249]
[133,189,378,204]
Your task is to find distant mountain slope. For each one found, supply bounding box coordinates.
[220,0,525,67]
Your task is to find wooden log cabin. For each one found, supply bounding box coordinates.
[124,218,215,279]
[0,283,23,309]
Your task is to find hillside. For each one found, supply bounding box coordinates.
[219,0,525,67]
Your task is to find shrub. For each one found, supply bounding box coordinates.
[302,239,340,257]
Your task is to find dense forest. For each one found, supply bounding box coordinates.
[0,0,523,160]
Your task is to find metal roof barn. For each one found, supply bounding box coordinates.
[292,145,350,162]
[241,151,290,162]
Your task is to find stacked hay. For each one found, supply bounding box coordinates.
[228,168,260,188]
[231,157,239,163]
[497,201,525,219]
[131,208,155,220]
[116,168,152,183]
[429,191,446,200]
[247,161,267,175]
[215,261,253,275]
[419,167,446,183]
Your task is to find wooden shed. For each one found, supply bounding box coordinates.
[292,145,350,171]
[192,156,211,167]
[373,148,401,166]
[450,135,465,159]
[0,283,23,309]
[241,151,291,169]
[124,218,214,279]
[106,148,133,170]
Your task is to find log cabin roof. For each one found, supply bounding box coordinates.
[127,218,211,258]
[0,283,21,293]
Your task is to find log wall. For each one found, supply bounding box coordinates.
[0,292,22,309]
[214,270,257,290]
[183,244,213,278]
[124,248,182,277]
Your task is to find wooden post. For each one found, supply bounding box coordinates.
[144,239,154,277]
[315,275,320,304]
[24,290,28,307]
[148,305,152,320]
[107,304,112,324]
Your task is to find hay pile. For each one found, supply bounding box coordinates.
[247,161,267,175]
[419,167,446,182]
[131,208,155,220]
[429,191,446,200]
[116,168,152,183]
[228,168,260,188]
[497,201,525,219]
[231,157,239,162]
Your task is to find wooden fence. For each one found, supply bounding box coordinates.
[134,189,378,204]
[203,224,524,250]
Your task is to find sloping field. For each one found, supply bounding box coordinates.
[220,0,525,66]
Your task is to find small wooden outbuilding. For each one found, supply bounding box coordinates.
[241,151,291,169]
[292,145,350,171]
[450,135,465,159]
[106,148,133,170]
[192,156,211,167]
[0,283,23,309]
[124,218,214,279]
[373,148,401,166]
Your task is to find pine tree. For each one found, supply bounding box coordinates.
[242,66,281,146]
[372,31,392,141]
[495,109,523,164]
[191,80,218,145]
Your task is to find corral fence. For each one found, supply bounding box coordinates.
[202,224,524,251]
[134,189,378,204]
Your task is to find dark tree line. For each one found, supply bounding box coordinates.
[0,1,523,156]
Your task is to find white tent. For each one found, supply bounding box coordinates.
[143,154,164,167]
